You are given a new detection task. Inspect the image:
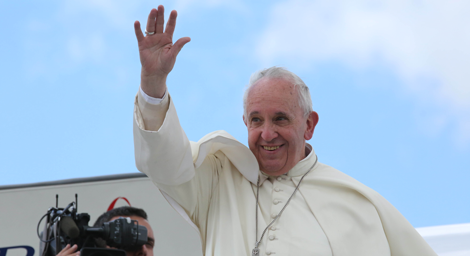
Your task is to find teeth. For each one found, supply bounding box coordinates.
[263,146,280,151]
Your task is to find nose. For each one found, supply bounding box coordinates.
[261,123,278,142]
[134,245,148,256]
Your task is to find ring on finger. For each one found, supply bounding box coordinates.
[145,29,155,36]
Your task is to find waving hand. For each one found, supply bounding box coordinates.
[134,6,190,98]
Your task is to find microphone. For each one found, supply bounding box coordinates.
[60,216,80,239]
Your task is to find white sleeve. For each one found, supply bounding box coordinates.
[133,92,220,227]
[136,88,168,131]
[133,92,195,185]
[139,86,167,105]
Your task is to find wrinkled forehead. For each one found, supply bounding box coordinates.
[248,77,298,100]
[246,78,302,115]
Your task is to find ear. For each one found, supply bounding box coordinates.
[304,111,319,140]
[243,115,247,126]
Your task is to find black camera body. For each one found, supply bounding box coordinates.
[88,216,148,250]
[38,198,147,256]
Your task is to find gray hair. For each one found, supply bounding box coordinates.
[243,66,313,118]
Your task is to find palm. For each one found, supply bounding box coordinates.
[139,33,175,76]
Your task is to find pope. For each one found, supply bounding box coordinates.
[132,5,437,256]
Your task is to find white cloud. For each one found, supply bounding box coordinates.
[256,0,470,145]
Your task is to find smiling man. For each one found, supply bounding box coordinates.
[243,74,318,177]
[132,5,436,256]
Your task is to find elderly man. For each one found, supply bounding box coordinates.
[132,6,436,256]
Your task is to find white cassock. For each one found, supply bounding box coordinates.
[133,89,437,256]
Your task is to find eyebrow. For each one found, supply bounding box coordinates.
[147,237,155,244]
[248,111,289,117]
[248,111,260,117]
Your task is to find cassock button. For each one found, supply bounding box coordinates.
[266,251,272,255]
[269,226,276,231]
[269,235,275,240]
[274,188,281,192]
[271,213,277,218]
[273,200,280,205]
[276,177,283,181]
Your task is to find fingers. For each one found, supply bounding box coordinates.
[65,244,77,253]
[171,37,191,56]
[136,5,190,57]
[58,244,79,256]
[156,5,165,34]
[165,10,177,37]
[58,244,71,255]
[145,8,157,34]
[134,21,144,43]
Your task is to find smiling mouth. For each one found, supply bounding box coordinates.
[262,145,281,151]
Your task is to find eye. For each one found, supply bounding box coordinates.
[275,116,288,121]
[146,241,155,249]
[251,117,261,122]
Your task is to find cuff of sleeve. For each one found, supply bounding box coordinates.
[139,86,167,105]
[136,87,170,131]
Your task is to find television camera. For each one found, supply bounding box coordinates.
[37,194,147,256]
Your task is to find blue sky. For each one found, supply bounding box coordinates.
[1,0,469,228]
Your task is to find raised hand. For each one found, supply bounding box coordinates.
[134,5,190,98]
